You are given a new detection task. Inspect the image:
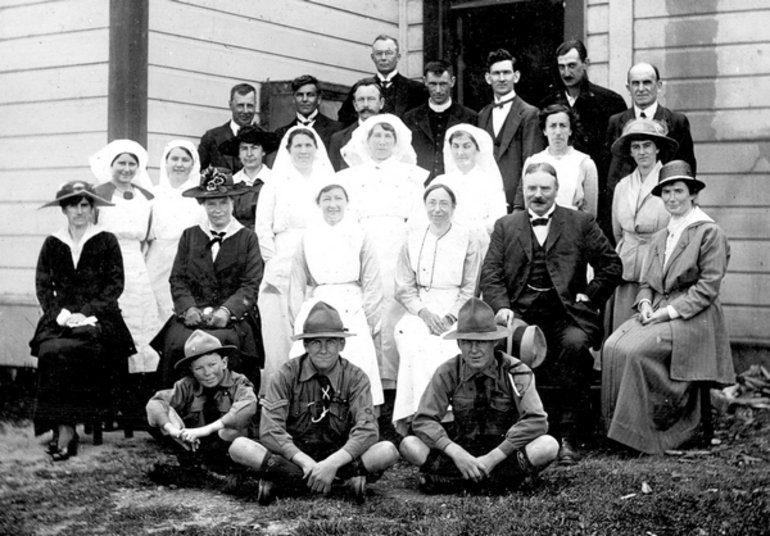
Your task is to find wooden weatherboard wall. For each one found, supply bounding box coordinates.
[592,0,770,346]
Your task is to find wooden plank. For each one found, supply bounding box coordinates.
[148,65,261,108]
[149,34,369,87]
[722,273,770,306]
[0,0,48,9]
[308,0,399,23]
[0,98,107,137]
[0,132,108,170]
[636,12,770,49]
[407,0,422,25]
[0,64,108,105]
[586,4,608,35]
[0,168,93,202]
[636,0,770,19]
[664,76,770,111]
[0,203,61,237]
[726,240,770,273]
[695,142,770,174]
[724,305,770,341]
[0,269,35,304]
[150,2,377,74]
[0,0,107,40]
[698,174,770,207]
[407,24,423,51]
[642,44,770,80]
[687,109,770,144]
[147,99,233,140]
[0,29,109,72]
[0,236,44,268]
[0,302,39,368]
[174,0,396,43]
[586,34,609,63]
[707,207,770,241]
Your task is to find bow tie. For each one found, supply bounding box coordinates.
[531,217,550,227]
[494,96,516,109]
[208,231,226,247]
[299,119,314,126]
[378,79,393,89]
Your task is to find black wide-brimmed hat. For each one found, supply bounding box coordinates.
[174,329,237,371]
[182,166,248,199]
[291,301,355,340]
[651,160,706,197]
[218,126,280,157]
[40,180,114,209]
[611,118,679,159]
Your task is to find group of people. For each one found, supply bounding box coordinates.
[29,33,734,503]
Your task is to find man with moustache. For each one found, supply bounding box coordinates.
[199,83,263,173]
[477,49,545,212]
[605,62,697,216]
[403,61,477,184]
[480,162,621,464]
[328,78,384,171]
[337,35,428,125]
[274,74,342,155]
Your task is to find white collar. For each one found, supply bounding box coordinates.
[229,119,255,136]
[296,109,319,124]
[528,204,556,220]
[201,218,243,239]
[377,70,398,83]
[494,90,516,104]
[635,101,659,119]
[429,99,453,113]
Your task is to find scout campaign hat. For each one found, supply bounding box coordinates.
[40,181,114,209]
[652,160,706,197]
[175,329,237,370]
[182,166,248,199]
[218,126,280,157]
[611,118,679,160]
[291,301,355,340]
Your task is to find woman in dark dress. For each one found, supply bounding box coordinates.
[31,181,135,461]
[151,167,264,390]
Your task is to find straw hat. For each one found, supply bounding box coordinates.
[610,118,679,159]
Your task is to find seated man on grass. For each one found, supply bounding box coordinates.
[400,298,558,494]
[229,301,399,505]
[146,329,257,486]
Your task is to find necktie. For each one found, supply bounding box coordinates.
[494,96,516,108]
[531,217,549,227]
[202,387,221,425]
[208,231,226,247]
[312,375,333,423]
[640,112,647,119]
[299,119,313,126]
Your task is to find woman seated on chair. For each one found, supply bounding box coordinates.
[602,161,735,454]
[31,181,135,461]
[152,167,264,391]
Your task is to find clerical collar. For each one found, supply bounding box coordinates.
[296,109,319,125]
[429,99,452,113]
[377,70,398,84]
[494,90,516,106]
[528,205,556,221]
[634,101,658,119]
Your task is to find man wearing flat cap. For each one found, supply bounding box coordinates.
[400,298,557,494]
[146,329,257,487]
[229,301,399,505]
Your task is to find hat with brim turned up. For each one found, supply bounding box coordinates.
[174,329,237,371]
[182,166,249,199]
[291,301,355,340]
[651,159,706,197]
[40,180,114,209]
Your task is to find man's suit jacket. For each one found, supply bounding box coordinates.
[199,122,241,173]
[605,105,697,194]
[403,101,477,182]
[478,96,545,211]
[274,113,343,156]
[328,122,358,171]
[337,73,428,125]
[480,205,622,346]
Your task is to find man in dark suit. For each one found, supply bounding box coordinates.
[605,62,697,221]
[539,40,626,238]
[273,74,342,155]
[404,60,477,184]
[480,162,622,464]
[199,83,262,173]
[477,49,545,212]
[328,78,384,171]
[337,34,428,125]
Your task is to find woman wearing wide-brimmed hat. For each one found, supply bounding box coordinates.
[151,167,264,391]
[31,181,136,460]
[219,126,280,230]
[602,161,735,454]
[608,118,680,330]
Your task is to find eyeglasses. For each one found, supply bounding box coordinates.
[373,50,397,58]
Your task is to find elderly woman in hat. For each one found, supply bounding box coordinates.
[255,126,335,393]
[219,126,280,230]
[31,181,135,460]
[229,301,400,505]
[602,161,735,454]
[608,118,679,330]
[400,298,557,494]
[146,140,204,322]
[337,114,428,391]
[151,167,263,390]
